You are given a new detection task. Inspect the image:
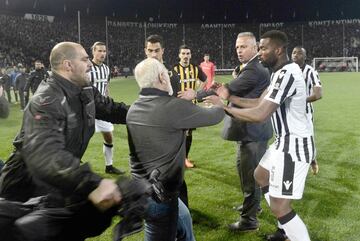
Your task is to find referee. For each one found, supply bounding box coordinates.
[173,45,207,168]
[90,41,125,175]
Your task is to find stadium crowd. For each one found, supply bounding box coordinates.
[1,13,360,73]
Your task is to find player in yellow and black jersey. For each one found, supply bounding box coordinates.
[172,45,207,170]
[172,45,207,97]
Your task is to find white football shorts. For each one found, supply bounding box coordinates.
[259,146,310,199]
[95,119,114,132]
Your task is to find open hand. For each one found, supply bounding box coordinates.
[216,85,230,100]
[177,88,196,101]
[204,95,225,108]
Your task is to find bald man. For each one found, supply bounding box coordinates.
[0,42,129,240]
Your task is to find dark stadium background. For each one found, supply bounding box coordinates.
[1,0,360,23]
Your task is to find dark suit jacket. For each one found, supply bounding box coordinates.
[222,57,273,142]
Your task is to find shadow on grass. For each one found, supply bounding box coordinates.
[190,208,221,230]
[191,165,239,188]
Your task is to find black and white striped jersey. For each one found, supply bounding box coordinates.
[89,61,110,96]
[302,64,322,114]
[264,62,315,162]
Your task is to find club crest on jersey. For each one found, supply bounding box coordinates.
[185,69,193,76]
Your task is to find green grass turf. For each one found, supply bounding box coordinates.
[0,73,359,241]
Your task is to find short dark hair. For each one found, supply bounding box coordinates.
[261,30,288,48]
[146,35,164,48]
[204,53,210,56]
[35,60,42,63]
[293,45,304,50]
[91,41,106,51]
[179,44,191,53]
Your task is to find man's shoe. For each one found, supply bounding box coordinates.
[228,220,259,232]
[310,159,319,175]
[233,204,263,215]
[185,158,195,168]
[265,228,289,241]
[105,165,125,175]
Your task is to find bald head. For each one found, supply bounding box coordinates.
[49,41,92,87]
[50,42,81,71]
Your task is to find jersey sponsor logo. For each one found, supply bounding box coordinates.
[274,82,281,90]
[179,78,196,83]
[278,70,286,79]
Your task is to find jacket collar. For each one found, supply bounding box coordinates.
[241,54,258,69]
[50,72,82,97]
[140,88,170,96]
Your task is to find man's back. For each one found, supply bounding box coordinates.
[127,88,224,192]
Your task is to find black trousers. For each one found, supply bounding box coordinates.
[17,87,26,110]
[236,140,267,223]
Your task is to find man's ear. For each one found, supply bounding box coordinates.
[275,47,282,56]
[63,60,72,71]
[159,71,165,84]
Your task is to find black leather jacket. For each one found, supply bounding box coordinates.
[24,68,49,94]
[5,72,128,203]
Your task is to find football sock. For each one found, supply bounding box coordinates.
[279,210,311,241]
[103,142,113,166]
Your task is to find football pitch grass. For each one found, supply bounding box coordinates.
[0,73,359,241]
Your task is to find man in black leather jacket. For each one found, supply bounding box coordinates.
[0,42,129,241]
[24,60,49,105]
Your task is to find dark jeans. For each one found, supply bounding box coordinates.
[237,140,267,223]
[145,197,195,241]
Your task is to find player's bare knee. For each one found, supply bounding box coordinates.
[254,165,268,187]
[102,132,113,144]
[270,197,292,218]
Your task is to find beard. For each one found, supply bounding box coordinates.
[259,56,276,69]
